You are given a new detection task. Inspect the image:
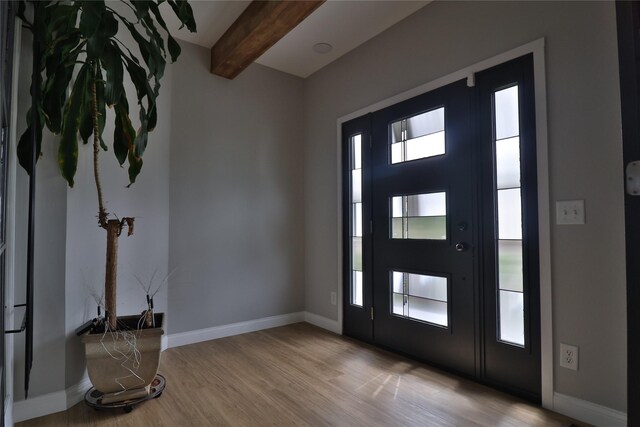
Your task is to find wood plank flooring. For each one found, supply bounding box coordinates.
[17,323,586,426]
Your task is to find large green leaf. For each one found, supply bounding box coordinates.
[148,2,181,62]
[58,64,90,187]
[43,63,74,134]
[96,66,107,150]
[78,66,93,145]
[16,108,43,176]
[102,42,123,106]
[167,0,196,32]
[113,94,135,166]
[131,1,150,21]
[78,0,104,39]
[45,4,80,38]
[134,105,149,158]
[78,64,106,150]
[127,150,143,186]
[120,18,165,80]
[87,6,118,59]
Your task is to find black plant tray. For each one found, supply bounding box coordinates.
[84,374,165,413]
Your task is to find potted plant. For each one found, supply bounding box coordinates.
[17,0,196,402]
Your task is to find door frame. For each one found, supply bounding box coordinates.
[616,2,639,425]
[335,38,553,409]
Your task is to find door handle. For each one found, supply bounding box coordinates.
[455,242,467,252]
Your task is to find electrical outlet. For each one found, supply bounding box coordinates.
[559,343,579,370]
[330,291,337,305]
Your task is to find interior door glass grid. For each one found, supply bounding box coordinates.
[390,107,445,164]
[391,270,448,327]
[350,134,364,306]
[391,192,447,240]
[494,85,525,347]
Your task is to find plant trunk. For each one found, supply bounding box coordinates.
[105,219,120,330]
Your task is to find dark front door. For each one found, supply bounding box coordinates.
[343,54,541,401]
[370,80,476,375]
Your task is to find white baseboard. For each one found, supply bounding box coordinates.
[13,389,66,423]
[304,312,341,334]
[13,376,93,423]
[553,392,627,427]
[66,376,92,408]
[166,312,305,348]
[4,396,13,427]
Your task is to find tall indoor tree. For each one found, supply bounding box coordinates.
[17,0,196,330]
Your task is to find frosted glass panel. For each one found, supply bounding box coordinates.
[391,218,404,239]
[352,134,362,169]
[498,188,522,239]
[392,293,405,316]
[407,192,446,217]
[352,237,362,271]
[391,108,444,143]
[407,217,446,240]
[351,170,362,203]
[390,107,445,164]
[352,271,363,306]
[408,297,448,327]
[495,86,519,140]
[352,203,362,237]
[408,273,447,302]
[390,271,448,327]
[405,132,445,161]
[496,137,521,189]
[499,290,525,346]
[498,240,523,292]
[392,271,404,294]
[391,192,447,240]
[392,196,403,218]
[391,142,402,164]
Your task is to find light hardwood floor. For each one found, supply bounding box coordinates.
[17,323,586,426]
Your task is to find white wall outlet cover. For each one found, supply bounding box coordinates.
[556,200,585,225]
[559,342,579,370]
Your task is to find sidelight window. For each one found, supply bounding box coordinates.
[494,85,525,347]
[350,134,364,306]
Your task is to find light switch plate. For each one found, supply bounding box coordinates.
[556,200,585,225]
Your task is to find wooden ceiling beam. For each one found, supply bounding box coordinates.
[210,0,325,79]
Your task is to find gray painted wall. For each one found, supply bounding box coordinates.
[12,31,67,399]
[303,1,626,411]
[167,42,306,334]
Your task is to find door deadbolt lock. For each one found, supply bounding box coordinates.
[455,242,467,252]
[457,221,468,231]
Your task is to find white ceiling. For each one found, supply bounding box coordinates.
[163,1,430,78]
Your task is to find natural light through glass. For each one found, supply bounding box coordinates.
[391,192,446,240]
[350,134,364,307]
[494,85,525,347]
[390,107,445,164]
[390,270,448,327]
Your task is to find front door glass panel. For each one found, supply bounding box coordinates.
[391,192,447,240]
[391,271,448,327]
[390,107,445,164]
